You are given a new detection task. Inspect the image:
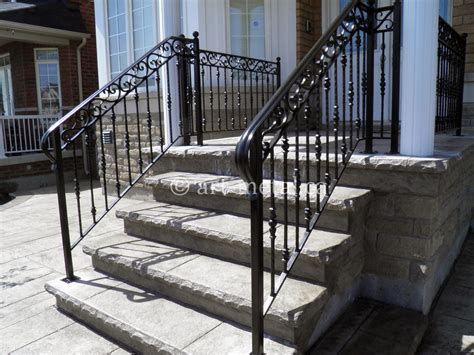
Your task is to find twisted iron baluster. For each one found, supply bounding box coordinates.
[156,71,164,153]
[110,108,120,196]
[244,72,248,129]
[294,104,301,251]
[231,69,235,129]
[145,78,153,162]
[72,140,83,238]
[267,142,276,297]
[315,85,322,214]
[85,125,97,223]
[356,31,362,138]
[165,61,173,141]
[134,88,143,173]
[224,67,229,131]
[333,54,340,179]
[238,70,242,128]
[201,65,206,131]
[98,114,109,210]
[341,43,348,164]
[123,98,132,185]
[349,35,354,150]
[304,103,311,232]
[324,64,331,195]
[362,31,367,136]
[281,131,290,271]
[380,32,386,137]
[217,67,222,130]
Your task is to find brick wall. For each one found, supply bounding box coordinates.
[453,0,474,74]
[296,0,322,62]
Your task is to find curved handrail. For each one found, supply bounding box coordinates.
[235,0,364,183]
[41,35,193,163]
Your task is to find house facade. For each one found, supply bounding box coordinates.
[0,0,98,190]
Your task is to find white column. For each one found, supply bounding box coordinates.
[399,0,439,156]
[0,120,5,158]
[158,0,183,145]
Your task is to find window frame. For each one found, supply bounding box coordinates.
[104,0,158,81]
[0,53,14,116]
[226,0,270,59]
[34,48,62,115]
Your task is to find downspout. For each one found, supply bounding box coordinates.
[76,38,89,175]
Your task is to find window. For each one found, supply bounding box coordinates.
[35,49,61,114]
[106,0,155,79]
[230,0,265,58]
[0,54,13,116]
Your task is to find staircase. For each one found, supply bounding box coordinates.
[45,137,372,353]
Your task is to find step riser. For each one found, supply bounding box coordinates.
[49,287,183,354]
[153,154,341,184]
[123,217,341,283]
[151,187,350,232]
[90,253,316,345]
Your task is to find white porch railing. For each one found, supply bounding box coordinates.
[0,114,60,157]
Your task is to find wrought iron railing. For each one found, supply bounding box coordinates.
[235,0,402,353]
[437,17,467,135]
[41,33,279,281]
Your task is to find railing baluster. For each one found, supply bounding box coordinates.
[201,65,206,132]
[294,106,301,252]
[231,69,235,129]
[315,86,322,214]
[244,71,248,129]
[134,88,143,173]
[98,113,109,211]
[72,140,83,238]
[85,124,97,224]
[156,71,164,153]
[111,108,120,197]
[165,61,174,141]
[217,67,222,130]
[224,68,229,130]
[356,31,362,139]
[209,66,214,132]
[380,31,386,137]
[304,103,311,232]
[281,131,290,270]
[268,143,276,296]
[123,99,133,185]
[341,44,347,163]
[324,64,331,195]
[145,78,154,162]
[349,35,354,151]
[238,70,242,128]
[333,54,340,179]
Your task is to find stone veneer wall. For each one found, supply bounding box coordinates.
[341,142,474,313]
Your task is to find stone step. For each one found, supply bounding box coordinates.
[115,201,356,286]
[145,172,372,232]
[82,233,330,348]
[149,141,351,181]
[46,268,295,354]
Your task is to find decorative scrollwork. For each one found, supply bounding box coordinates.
[42,36,195,156]
[199,50,279,74]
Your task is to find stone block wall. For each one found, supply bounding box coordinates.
[341,143,474,313]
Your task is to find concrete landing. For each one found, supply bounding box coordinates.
[310,298,428,354]
[418,227,474,354]
[0,185,133,354]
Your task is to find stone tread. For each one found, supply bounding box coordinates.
[82,231,329,343]
[46,268,294,354]
[145,171,372,212]
[115,201,353,264]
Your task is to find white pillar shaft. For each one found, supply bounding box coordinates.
[400,0,439,157]
[0,120,5,158]
[159,0,183,146]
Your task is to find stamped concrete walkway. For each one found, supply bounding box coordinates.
[0,185,133,354]
[418,227,474,354]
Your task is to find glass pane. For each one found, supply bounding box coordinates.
[249,36,264,58]
[108,17,118,36]
[116,0,125,14]
[248,13,264,36]
[440,0,449,21]
[108,0,117,17]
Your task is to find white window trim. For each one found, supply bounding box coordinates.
[103,0,158,82]
[34,48,62,115]
[0,53,14,115]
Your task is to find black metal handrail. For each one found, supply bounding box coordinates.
[437,17,467,135]
[41,31,280,283]
[235,0,402,353]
